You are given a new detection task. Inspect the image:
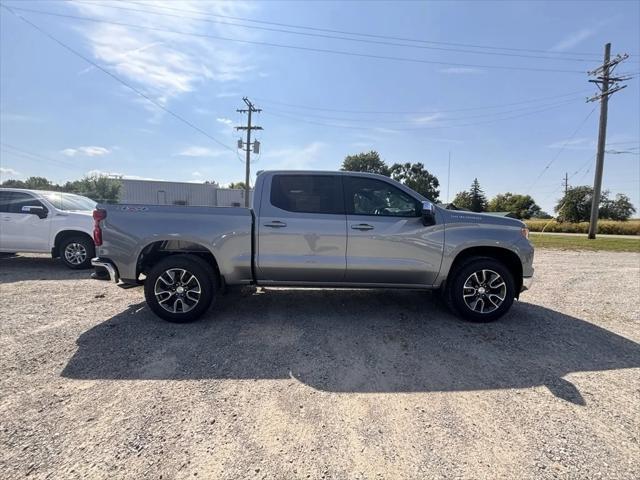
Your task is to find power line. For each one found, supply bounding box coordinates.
[254,90,591,115]
[116,0,611,58]
[6,6,587,74]
[263,98,581,131]
[2,6,236,153]
[0,142,81,171]
[525,106,597,194]
[264,95,586,123]
[60,0,599,63]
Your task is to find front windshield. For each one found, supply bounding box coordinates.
[43,192,97,211]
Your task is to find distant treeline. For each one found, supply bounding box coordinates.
[1,175,122,203]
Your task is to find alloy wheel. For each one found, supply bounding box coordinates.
[462,269,507,314]
[154,268,202,314]
[64,242,87,265]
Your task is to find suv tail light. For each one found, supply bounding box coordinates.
[93,209,107,246]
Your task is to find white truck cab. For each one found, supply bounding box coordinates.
[0,188,97,269]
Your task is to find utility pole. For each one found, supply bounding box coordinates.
[447,151,451,203]
[563,172,569,196]
[236,97,262,207]
[586,43,630,239]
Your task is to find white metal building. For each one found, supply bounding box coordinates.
[119,179,252,207]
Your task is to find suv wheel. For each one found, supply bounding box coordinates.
[60,235,94,269]
[144,255,216,323]
[447,257,515,322]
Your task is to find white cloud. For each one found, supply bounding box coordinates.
[216,117,234,126]
[411,113,443,125]
[61,146,111,157]
[86,169,123,177]
[0,112,42,123]
[547,137,594,150]
[0,167,20,177]
[192,171,202,177]
[263,142,326,170]
[177,146,227,157]
[216,91,240,98]
[70,1,261,110]
[438,67,483,74]
[550,28,597,52]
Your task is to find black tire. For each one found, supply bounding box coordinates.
[144,254,216,323]
[446,256,516,323]
[60,235,95,269]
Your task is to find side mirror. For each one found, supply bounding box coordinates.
[21,205,47,219]
[421,201,436,226]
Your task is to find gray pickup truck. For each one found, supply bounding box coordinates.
[92,170,533,323]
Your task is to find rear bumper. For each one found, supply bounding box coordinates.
[91,257,119,283]
[521,275,534,292]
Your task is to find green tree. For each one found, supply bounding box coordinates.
[1,179,27,188]
[228,182,247,190]
[555,186,597,222]
[599,193,636,221]
[389,162,440,202]
[65,175,121,203]
[451,190,473,210]
[23,176,55,190]
[341,151,390,176]
[469,178,487,212]
[531,210,553,219]
[488,192,541,219]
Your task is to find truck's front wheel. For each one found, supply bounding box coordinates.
[446,257,515,322]
[144,255,216,323]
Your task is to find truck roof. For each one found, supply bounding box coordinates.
[256,170,391,180]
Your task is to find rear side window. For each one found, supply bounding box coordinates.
[270,175,343,214]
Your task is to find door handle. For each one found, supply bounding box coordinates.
[351,223,374,231]
[264,221,287,228]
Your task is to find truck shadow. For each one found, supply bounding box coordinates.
[0,254,89,283]
[62,289,640,405]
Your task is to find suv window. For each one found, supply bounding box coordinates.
[7,192,47,214]
[0,191,12,213]
[344,177,420,217]
[42,192,96,211]
[270,175,343,214]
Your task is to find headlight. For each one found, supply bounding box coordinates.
[521,227,530,239]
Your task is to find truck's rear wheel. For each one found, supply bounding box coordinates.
[446,257,515,322]
[144,254,216,323]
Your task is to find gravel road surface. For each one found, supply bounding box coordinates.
[1,250,639,479]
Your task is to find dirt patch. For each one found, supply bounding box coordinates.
[1,251,639,479]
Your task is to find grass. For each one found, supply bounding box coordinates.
[529,233,640,252]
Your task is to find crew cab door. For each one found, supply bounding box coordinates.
[256,173,347,282]
[343,176,444,286]
[0,191,51,252]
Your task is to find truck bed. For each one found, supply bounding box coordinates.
[97,204,253,284]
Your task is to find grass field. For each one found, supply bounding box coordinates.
[530,232,640,252]
[525,218,640,236]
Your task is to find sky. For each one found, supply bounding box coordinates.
[1,0,639,215]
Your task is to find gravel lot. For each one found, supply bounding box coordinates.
[1,249,639,479]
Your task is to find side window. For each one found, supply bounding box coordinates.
[0,191,12,213]
[345,177,420,217]
[270,175,343,214]
[8,192,46,214]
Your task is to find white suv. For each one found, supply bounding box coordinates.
[0,188,97,269]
